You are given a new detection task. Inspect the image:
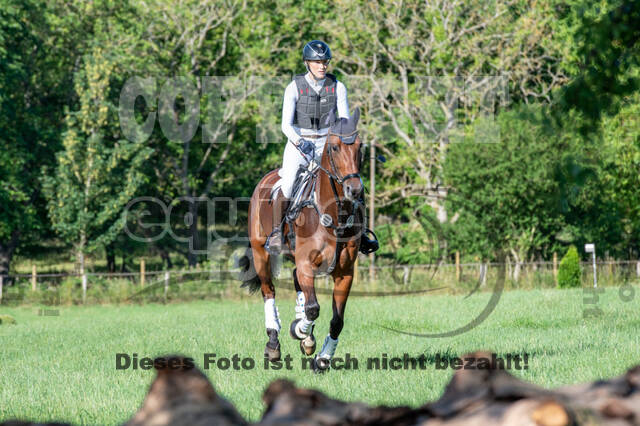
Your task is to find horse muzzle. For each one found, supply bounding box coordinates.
[343,176,363,201]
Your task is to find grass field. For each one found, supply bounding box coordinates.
[1,286,640,425]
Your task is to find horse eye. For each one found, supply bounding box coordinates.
[332,145,339,152]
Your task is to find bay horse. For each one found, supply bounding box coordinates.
[239,108,365,371]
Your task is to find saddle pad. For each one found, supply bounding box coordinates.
[270,176,284,202]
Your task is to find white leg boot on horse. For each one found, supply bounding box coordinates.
[265,189,290,255]
[314,334,339,371]
[289,268,316,355]
[294,291,305,320]
[264,298,281,361]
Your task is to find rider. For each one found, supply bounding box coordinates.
[265,40,379,255]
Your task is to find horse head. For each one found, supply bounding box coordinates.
[324,107,363,201]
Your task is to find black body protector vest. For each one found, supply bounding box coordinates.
[293,73,337,130]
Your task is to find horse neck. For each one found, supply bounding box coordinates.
[317,144,342,215]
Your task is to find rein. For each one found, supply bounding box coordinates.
[290,130,363,237]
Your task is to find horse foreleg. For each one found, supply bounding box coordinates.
[315,268,354,371]
[289,266,319,355]
[293,267,305,320]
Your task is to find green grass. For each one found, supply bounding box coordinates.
[1,286,640,425]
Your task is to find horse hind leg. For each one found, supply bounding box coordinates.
[264,297,281,361]
[251,243,282,362]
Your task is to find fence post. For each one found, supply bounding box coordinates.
[140,259,145,288]
[455,251,461,281]
[0,275,3,304]
[553,252,558,286]
[482,263,487,286]
[403,266,409,285]
[164,271,170,302]
[608,258,613,281]
[636,261,640,277]
[32,265,37,291]
[82,274,87,304]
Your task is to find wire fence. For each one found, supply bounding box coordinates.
[1,260,639,306]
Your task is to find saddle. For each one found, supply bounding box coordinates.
[270,160,320,251]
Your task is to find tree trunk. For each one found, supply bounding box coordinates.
[0,247,12,284]
[121,253,130,273]
[160,248,173,270]
[106,243,116,273]
[78,250,85,275]
[496,251,507,285]
[0,231,20,282]
[187,201,199,268]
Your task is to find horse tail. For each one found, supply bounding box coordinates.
[237,244,261,294]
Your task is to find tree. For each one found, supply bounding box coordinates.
[327,0,574,223]
[444,104,568,274]
[558,245,581,288]
[0,0,83,277]
[559,0,640,128]
[42,46,152,274]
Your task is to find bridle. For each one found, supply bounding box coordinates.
[326,129,361,185]
[306,129,364,236]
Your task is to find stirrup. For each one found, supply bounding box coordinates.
[359,229,379,255]
[265,228,283,255]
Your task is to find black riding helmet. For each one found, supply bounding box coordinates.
[302,40,332,61]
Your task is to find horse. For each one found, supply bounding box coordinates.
[238,107,365,372]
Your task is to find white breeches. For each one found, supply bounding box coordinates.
[278,137,326,198]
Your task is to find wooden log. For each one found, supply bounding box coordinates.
[124,355,247,426]
[12,350,640,426]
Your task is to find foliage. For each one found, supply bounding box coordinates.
[559,0,640,127]
[42,44,152,271]
[0,0,77,274]
[444,104,567,262]
[557,245,582,288]
[1,0,640,271]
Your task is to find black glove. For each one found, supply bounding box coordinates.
[298,139,314,157]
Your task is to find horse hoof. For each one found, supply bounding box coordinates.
[290,319,302,340]
[300,334,316,356]
[312,356,330,373]
[264,344,281,362]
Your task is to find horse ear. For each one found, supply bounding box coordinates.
[325,108,336,127]
[351,107,360,127]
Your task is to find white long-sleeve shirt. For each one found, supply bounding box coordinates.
[281,73,349,144]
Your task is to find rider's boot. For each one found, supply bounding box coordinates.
[265,192,291,255]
